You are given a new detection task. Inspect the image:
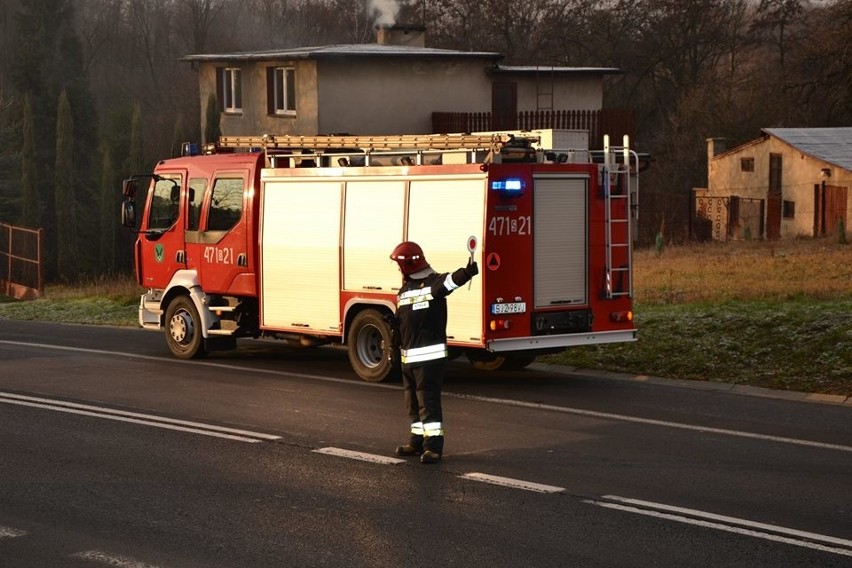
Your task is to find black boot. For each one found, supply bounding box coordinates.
[396,443,423,457]
[396,433,424,457]
[420,450,442,464]
[395,444,422,457]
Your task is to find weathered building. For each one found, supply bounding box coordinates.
[695,128,852,240]
[181,25,625,144]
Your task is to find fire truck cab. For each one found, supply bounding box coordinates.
[121,132,637,382]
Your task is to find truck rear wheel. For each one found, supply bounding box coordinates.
[164,295,207,359]
[347,309,400,383]
[468,352,536,371]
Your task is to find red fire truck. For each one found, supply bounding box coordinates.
[121,132,637,382]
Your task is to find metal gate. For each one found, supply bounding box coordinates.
[692,196,764,241]
[0,222,44,300]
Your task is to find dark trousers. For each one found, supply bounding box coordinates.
[402,360,445,453]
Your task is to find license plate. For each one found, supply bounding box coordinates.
[491,302,526,315]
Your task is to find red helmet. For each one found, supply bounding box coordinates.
[390,241,429,275]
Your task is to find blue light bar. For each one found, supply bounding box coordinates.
[491,178,524,193]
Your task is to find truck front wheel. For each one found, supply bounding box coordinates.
[164,295,207,359]
[347,309,400,383]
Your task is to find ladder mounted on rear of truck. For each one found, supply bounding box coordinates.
[598,135,638,300]
[216,133,540,167]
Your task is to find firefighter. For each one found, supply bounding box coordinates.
[390,241,479,464]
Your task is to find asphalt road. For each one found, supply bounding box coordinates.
[0,320,850,567]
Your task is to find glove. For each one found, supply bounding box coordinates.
[464,260,479,278]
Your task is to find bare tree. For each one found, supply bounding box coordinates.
[428,0,584,61]
[782,0,852,124]
[428,0,491,52]
[74,0,123,75]
[179,0,227,52]
[751,0,805,73]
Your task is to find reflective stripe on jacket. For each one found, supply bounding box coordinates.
[401,343,447,364]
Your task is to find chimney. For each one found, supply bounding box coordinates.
[375,24,426,47]
[707,137,727,159]
[706,137,727,190]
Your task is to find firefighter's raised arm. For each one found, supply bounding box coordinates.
[450,258,478,287]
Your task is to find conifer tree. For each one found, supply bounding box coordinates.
[104,104,139,274]
[0,91,23,225]
[204,93,221,146]
[20,95,39,228]
[98,147,116,272]
[128,104,144,173]
[54,89,79,281]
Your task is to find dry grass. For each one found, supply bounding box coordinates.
[45,274,143,302]
[635,237,852,304]
[0,275,142,326]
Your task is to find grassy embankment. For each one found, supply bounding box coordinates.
[544,238,852,396]
[1,238,850,395]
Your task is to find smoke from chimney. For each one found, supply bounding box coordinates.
[369,0,400,26]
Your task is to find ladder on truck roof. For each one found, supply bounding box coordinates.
[216,133,539,166]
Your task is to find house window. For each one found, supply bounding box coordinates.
[217,67,242,113]
[740,157,754,172]
[267,67,296,115]
[783,200,795,219]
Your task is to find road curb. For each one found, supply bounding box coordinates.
[528,363,851,407]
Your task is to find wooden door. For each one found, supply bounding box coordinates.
[766,153,782,240]
[824,185,848,236]
[492,82,517,130]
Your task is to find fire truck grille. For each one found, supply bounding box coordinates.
[531,310,593,336]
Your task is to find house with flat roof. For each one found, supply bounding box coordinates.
[181,24,630,147]
[695,128,852,240]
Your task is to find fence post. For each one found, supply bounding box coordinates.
[37,228,44,297]
[5,223,11,297]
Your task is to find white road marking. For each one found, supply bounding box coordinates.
[586,496,852,558]
[3,339,848,454]
[602,495,852,548]
[460,472,565,494]
[450,392,852,453]
[0,340,393,389]
[313,447,405,465]
[71,550,162,568]
[0,525,26,538]
[0,391,281,444]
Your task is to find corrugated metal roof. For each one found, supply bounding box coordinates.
[763,127,852,171]
[181,44,502,62]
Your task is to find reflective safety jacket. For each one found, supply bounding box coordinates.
[396,267,472,367]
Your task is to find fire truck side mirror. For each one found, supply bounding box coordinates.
[122,178,139,198]
[121,200,136,228]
